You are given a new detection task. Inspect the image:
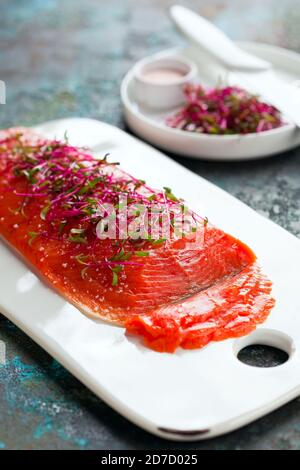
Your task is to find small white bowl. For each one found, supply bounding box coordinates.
[134,56,197,110]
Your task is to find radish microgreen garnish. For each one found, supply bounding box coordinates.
[151,238,166,245]
[40,203,51,221]
[75,254,89,265]
[167,84,283,135]
[8,134,204,286]
[163,187,178,202]
[28,231,39,246]
[134,251,150,257]
[69,234,87,244]
[111,265,123,287]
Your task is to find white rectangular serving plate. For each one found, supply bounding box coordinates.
[1,117,300,441]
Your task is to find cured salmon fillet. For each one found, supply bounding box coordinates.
[0,128,275,352]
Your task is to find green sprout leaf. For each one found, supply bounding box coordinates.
[28,231,39,246]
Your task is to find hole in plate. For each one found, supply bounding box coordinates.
[237,344,288,368]
[233,329,294,368]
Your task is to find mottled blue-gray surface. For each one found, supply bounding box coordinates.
[1,0,300,450]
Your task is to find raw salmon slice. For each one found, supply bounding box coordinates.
[0,128,275,352]
[126,263,274,352]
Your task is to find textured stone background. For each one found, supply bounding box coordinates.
[1,0,300,450]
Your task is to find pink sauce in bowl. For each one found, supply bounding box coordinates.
[134,56,197,110]
[141,68,187,85]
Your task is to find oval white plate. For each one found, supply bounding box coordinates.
[121,42,300,160]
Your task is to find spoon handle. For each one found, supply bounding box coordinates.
[170,5,271,71]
